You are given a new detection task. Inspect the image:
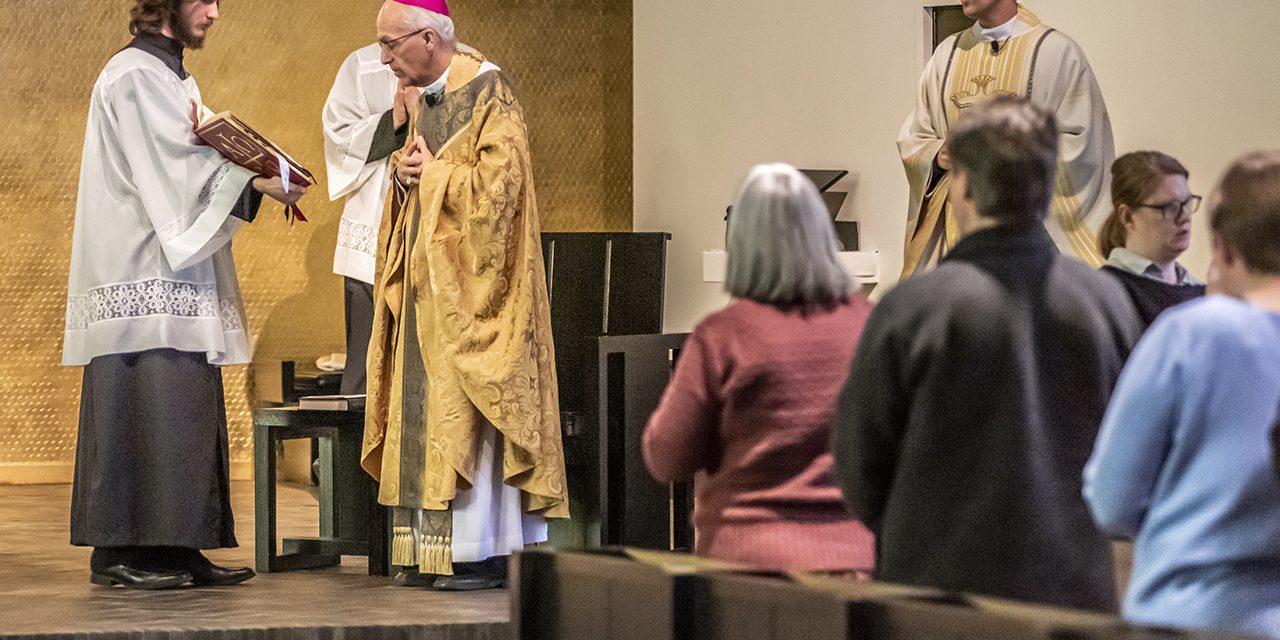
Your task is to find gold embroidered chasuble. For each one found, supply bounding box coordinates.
[898,6,1115,277]
[361,49,569,574]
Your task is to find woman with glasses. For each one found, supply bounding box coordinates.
[641,164,875,573]
[1085,151,1280,638]
[1097,152,1206,329]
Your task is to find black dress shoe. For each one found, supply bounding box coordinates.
[184,551,255,586]
[189,562,255,586]
[90,564,192,590]
[432,556,507,591]
[159,548,255,586]
[432,573,505,591]
[391,569,438,588]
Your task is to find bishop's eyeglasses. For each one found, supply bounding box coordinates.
[1138,195,1202,222]
[379,28,429,55]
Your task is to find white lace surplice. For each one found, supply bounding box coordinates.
[63,48,255,366]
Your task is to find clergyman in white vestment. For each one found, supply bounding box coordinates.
[898,0,1115,277]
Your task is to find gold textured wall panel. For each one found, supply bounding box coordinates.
[0,0,632,480]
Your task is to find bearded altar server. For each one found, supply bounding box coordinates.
[361,0,569,591]
[63,0,305,589]
[899,0,1115,276]
[323,44,423,394]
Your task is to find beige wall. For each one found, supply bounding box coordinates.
[0,0,631,483]
[635,0,1280,332]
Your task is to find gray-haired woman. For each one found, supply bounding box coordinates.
[642,163,875,573]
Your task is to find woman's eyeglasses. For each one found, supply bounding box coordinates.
[1138,195,1202,221]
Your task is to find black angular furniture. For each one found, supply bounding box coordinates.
[252,406,390,576]
[541,231,672,458]
[595,333,692,551]
[540,232,674,546]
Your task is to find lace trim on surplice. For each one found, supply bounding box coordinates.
[65,278,243,333]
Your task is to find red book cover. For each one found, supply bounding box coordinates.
[195,112,313,221]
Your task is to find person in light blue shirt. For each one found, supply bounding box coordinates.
[1084,150,1280,639]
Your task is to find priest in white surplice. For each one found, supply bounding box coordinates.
[899,0,1115,276]
[323,44,422,395]
[63,0,305,590]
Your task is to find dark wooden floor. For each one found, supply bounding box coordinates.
[0,483,509,640]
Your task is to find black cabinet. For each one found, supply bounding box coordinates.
[595,333,692,551]
[542,231,671,456]
[541,232,673,546]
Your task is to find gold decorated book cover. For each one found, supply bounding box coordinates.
[195,112,315,188]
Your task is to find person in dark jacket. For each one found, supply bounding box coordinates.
[1096,151,1206,330]
[832,95,1141,612]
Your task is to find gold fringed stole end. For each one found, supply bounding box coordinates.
[391,526,416,567]
[391,509,454,576]
[418,534,453,576]
[390,527,453,576]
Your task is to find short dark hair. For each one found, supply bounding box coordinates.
[948,95,1059,223]
[129,0,182,37]
[1211,150,1280,275]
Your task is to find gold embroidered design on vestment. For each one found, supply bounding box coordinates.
[950,75,1018,111]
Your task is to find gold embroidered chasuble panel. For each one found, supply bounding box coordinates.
[362,50,569,526]
[908,18,1050,274]
[942,29,1043,127]
[904,7,1106,277]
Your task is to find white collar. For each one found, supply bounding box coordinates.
[1105,248,1201,286]
[424,58,501,96]
[425,65,450,95]
[972,13,1030,42]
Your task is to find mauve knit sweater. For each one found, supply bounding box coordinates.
[642,297,875,572]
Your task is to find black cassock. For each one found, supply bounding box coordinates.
[71,349,236,549]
